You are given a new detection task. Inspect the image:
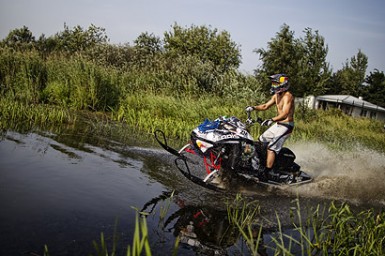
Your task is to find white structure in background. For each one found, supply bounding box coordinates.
[298,95,385,121]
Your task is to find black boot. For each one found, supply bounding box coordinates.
[258,166,271,182]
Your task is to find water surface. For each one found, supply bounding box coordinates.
[1,129,384,255]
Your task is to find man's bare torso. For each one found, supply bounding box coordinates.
[274,91,295,123]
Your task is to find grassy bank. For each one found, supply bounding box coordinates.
[1,93,384,153]
[1,47,384,152]
[0,97,76,131]
[113,93,385,153]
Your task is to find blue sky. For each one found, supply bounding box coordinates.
[1,0,384,75]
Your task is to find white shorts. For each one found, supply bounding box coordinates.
[259,122,294,154]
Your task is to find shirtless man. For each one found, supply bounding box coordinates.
[246,74,295,178]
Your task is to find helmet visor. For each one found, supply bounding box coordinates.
[271,81,281,88]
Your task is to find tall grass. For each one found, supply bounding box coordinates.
[2,91,384,153]
[1,47,384,153]
[0,49,46,104]
[0,47,262,110]
[292,108,385,152]
[0,97,76,130]
[111,93,252,140]
[43,55,122,110]
[110,92,385,153]
[227,194,262,256]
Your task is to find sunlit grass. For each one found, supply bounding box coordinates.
[2,91,384,153]
[111,93,250,141]
[0,97,77,130]
[227,194,261,255]
[110,92,385,153]
[292,109,385,152]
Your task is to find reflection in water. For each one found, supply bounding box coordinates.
[141,192,241,255]
[165,205,239,255]
[139,189,385,256]
[140,191,271,256]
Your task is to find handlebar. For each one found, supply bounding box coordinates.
[246,110,263,125]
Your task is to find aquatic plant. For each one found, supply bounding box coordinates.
[227,194,262,256]
[233,198,385,256]
[75,195,385,256]
[91,211,151,256]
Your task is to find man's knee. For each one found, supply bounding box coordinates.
[267,148,277,156]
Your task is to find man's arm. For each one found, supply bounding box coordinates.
[254,95,276,111]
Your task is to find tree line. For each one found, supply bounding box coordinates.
[254,24,384,107]
[1,23,384,109]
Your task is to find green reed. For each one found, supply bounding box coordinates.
[111,92,252,141]
[227,194,262,256]
[44,195,384,255]
[228,195,385,256]
[91,211,151,256]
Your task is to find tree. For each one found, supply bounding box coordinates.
[326,50,368,96]
[2,26,35,50]
[350,49,368,93]
[360,69,385,108]
[254,24,331,96]
[35,34,58,58]
[133,32,162,69]
[255,24,298,73]
[254,23,299,92]
[163,23,241,73]
[53,23,109,54]
[296,28,331,96]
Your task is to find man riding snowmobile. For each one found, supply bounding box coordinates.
[155,73,312,189]
[245,74,295,181]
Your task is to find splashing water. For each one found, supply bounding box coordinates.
[285,142,385,206]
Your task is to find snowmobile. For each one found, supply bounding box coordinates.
[154,111,312,191]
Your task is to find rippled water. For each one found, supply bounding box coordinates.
[0,130,168,255]
[0,129,384,255]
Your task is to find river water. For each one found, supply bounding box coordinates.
[1,129,384,255]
